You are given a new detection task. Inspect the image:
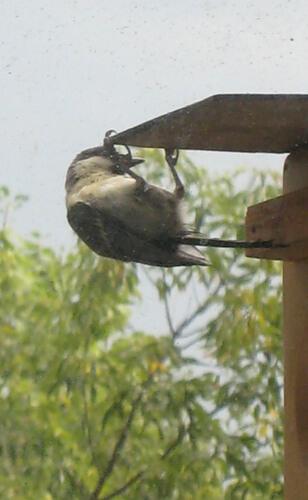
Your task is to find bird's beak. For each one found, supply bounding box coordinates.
[119,156,144,168]
[130,158,144,166]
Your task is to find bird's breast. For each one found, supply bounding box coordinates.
[67,175,182,240]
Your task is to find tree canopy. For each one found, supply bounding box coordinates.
[0,153,283,499]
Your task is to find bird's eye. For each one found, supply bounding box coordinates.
[112,164,123,174]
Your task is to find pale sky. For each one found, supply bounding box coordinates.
[1,0,307,332]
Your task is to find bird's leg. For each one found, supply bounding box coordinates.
[109,142,148,191]
[125,168,149,193]
[165,149,184,199]
[115,157,149,193]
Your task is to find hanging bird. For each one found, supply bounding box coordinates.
[65,141,207,267]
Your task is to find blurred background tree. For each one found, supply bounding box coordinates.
[0,152,282,499]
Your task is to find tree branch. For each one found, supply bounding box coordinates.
[82,381,97,466]
[97,423,186,500]
[64,467,88,498]
[95,419,186,499]
[161,425,186,460]
[101,471,145,500]
[161,270,177,338]
[174,280,223,338]
[89,378,152,500]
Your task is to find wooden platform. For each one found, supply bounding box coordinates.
[111,94,308,153]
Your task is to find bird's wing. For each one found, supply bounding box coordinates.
[67,201,137,260]
[67,201,208,267]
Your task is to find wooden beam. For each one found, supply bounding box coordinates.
[245,185,308,261]
[111,94,308,153]
[283,149,308,499]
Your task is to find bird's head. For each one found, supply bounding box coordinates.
[65,145,143,192]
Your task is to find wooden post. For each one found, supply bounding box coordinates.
[283,149,308,499]
[245,148,308,496]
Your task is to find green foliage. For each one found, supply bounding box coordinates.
[0,154,283,500]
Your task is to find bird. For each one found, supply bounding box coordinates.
[65,142,207,267]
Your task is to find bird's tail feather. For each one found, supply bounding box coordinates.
[175,245,209,267]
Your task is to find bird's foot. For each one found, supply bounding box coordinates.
[165,149,185,199]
